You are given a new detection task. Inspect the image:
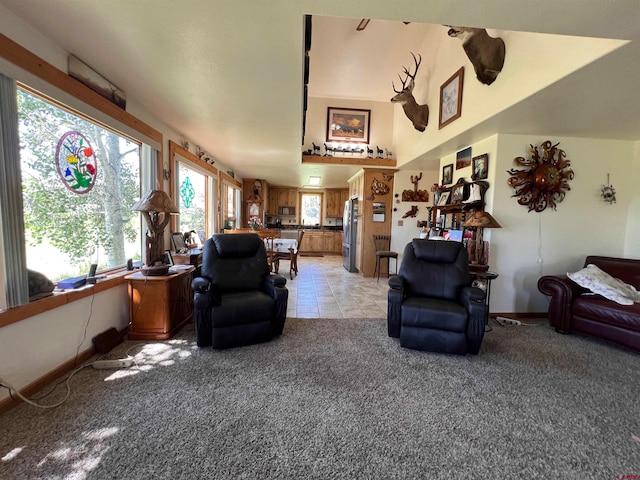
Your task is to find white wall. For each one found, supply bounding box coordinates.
[390,168,439,260]
[491,134,636,313]
[423,134,638,314]
[0,287,129,402]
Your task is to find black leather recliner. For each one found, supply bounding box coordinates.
[387,239,487,355]
[192,233,288,348]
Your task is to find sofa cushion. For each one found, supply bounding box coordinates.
[568,264,640,305]
[572,296,640,332]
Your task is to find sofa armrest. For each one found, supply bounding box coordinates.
[538,275,584,333]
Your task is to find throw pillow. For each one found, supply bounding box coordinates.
[567,264,640,305]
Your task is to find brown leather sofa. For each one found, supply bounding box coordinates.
[538,256,640,352]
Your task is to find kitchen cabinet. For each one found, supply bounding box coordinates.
[278,188,297,207]
[325,189,348,218]
[299,230,343,254]
[268,187,279,214]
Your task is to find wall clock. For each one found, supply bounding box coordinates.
[507,140,574,212]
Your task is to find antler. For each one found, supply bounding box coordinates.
[392,52,422,93]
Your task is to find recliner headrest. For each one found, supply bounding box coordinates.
[212,233,262,257]
[411,239,463,263]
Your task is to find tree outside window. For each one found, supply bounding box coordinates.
[300,193,322,226]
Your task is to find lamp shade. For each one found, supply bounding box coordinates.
[463,211,502,228]
[132,189,179,213]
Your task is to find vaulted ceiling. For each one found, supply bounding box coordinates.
[1,0,639,188]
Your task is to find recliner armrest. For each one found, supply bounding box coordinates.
[388,275,404,290]
[192,277,211,293]
[461,286,486,306]
[265,274,287,288]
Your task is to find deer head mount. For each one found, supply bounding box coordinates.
[446,26,506,86]
[390,52,429,132]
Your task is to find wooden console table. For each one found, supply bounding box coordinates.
[125,266,195,340]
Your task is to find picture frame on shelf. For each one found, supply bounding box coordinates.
[456,146,472,170]
[442,163,453,185]
[164,250,174,266]
[472,153,489,180]
[451,183,465,204]
[439,67,465,129]
[437,191,450,206]
[326,107,371,143]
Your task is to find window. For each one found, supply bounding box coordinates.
[16,88,142,282]
[300,193,322,226]
[174,148,218,237]
[222,182,241,230]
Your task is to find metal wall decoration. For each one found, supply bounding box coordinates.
[507,140,574,212]
[601,174,616,204]
[55,131,98,194]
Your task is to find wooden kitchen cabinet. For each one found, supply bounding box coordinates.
[268,187,279,214]
[325,189,348,218]
[126,267,195,340]
[299,230,324,253]
[278,188,297,207]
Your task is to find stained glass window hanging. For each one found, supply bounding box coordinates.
[55,131,98,194]
[180,175,195,208]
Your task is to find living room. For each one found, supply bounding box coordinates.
[0,1,639,477]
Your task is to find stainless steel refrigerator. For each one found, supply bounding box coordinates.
[342,198,358,272]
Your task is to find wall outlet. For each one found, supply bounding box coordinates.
[398,220,403,227]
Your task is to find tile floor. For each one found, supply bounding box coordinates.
[279,254,389,319]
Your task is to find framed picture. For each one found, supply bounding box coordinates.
[437,191,450,206]
[442,163,453,185]
[456,146,472,170]
[171,232,186,251]
[326,107,371,143]
[451,183,465,204]
[472,153,489,180]
[163,250,174,266]
[439,67,465,129]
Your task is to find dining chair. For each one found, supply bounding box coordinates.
[373,234,398,282]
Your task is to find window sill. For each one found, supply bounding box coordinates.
[0,270,130,329]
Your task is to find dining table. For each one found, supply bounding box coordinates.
[264,238,299,277]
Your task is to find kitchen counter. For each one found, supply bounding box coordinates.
[266,224,342,232]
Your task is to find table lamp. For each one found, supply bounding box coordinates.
[463,211,501,272]
[133,189,179,276]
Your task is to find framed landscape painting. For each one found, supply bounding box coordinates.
[326,107,371,143]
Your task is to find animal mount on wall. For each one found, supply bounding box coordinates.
[402,205,418,218]
[390,52,429,132]
[366,177,390,201]
[401,172,429,202]
[507,140,574,212]
[447,26,505,85]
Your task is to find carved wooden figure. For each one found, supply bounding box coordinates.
[447,26,505,85]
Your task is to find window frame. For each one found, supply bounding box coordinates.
[168,140,218,239]
[0,33,163,316]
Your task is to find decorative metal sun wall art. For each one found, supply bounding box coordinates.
[507,140,574,212]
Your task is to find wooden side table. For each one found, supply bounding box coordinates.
[470,270,498,332]
[125,266,195,340]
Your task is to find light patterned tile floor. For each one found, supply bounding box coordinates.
[278,255,389,319]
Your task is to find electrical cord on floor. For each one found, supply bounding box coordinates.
[0,364,92,409]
